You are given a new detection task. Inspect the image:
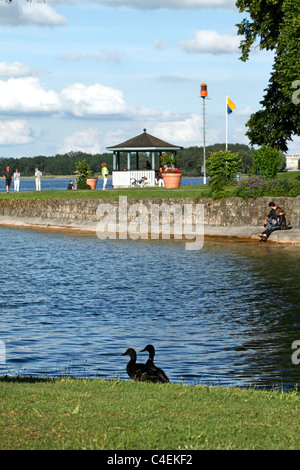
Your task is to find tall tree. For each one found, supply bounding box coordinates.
[236,0,300,151]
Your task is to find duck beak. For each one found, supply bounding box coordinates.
[140,347,146,352]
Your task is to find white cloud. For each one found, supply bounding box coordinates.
[236,106,253,117]
[0,62,41,78]
[149,114,231,147]
[59,127,124,154]
[154,38,170,50]
[0,78,131,117]
[179,30,241,54]
[0,120,34,145]
[59,128,102,154]
[0,77,162,119]
[287,136,300,156]
[60,83,128,117]
[59,50,122,64]
[0,78,61,115]
[50,0,235,10]
[151,114,203,145]
[59,52,84,61]
[0,0,67,26]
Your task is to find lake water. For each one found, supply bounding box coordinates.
[1,177,205,192]
[0,226,300,390]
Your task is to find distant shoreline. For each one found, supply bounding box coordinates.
[6,175,203,180]
[15,175,76,180]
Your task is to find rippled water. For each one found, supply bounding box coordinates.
[1,226,300,389]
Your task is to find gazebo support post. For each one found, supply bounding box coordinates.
[127,152,131,170]
[151,152,155,170]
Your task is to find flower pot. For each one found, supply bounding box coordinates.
[162,172,182,188]
[86,177,98,190]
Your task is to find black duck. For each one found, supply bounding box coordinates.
[122,348,149,382]
[140,344,170,383]
[122,347,169,383]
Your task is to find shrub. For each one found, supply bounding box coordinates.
[207,150,242,180]
[207,150,241,198]
[236,175,300,199]
[75,160,94,190]
[251,146,283,178]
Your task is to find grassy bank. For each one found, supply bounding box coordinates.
[0,186,210,200]
[0,377,299,450]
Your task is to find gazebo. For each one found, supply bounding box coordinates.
[106,129,183,188]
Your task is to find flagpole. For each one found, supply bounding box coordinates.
[226,96,228,151]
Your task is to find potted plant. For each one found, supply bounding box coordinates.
[75,160,98,190]
[160,152,182,188]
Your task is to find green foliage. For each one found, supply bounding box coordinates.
[236,0,300,151]
[75,160,93,190]
[206,150,242,179]
[236,175,300,199]
[0,144,255,177]
[160,152,179,168]
[206,150,242,199]
[251,146,283,178]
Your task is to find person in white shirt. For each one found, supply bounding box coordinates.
[35,168,42,191]
[13,169,20,192]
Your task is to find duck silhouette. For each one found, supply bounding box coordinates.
[122,347,169,383]
[140,344,170,383]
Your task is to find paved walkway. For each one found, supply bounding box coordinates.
[204,226,300,244]
[0,215,299,244]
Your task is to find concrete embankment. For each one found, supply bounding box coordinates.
[0,196,299,244]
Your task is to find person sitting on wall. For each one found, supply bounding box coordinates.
[259,201,292,242]
[67,180,74,190]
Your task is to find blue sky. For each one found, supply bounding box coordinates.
[0,0,297,158]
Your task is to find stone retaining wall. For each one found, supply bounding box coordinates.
[0,196,299,227]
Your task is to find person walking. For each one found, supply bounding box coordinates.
[3,166,14,193]
[35,167,42,191]
[13,169,20,192]
[101,162,109,190]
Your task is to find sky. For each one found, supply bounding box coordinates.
[0,0,298,158]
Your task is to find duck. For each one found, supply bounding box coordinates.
[122,348,149,382]
[140,344,170,383]
[122,347,169,383]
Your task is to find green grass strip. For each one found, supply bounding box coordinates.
[1,377,299,450]
[0,186,210,200]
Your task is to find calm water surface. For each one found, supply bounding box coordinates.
[0,226,299,389]
[1,177,204,192]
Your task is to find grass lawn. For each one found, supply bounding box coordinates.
[277,171,300,180]
[0,186,210,200]
[0,377,299,450]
